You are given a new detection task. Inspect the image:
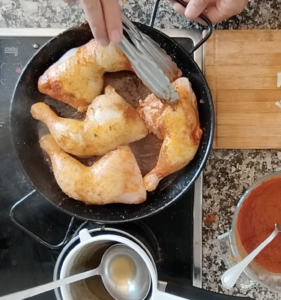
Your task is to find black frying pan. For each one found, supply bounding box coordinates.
[10,21,214,223]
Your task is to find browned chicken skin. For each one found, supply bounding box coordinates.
[137,77,202,191]
[38,39,133,111]
[40,134,146,205]
[31,86,148,157]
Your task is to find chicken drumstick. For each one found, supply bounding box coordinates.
[137,77,202,191]
[38,39,133,111]
[31,86,148,157]
[40,134,146,205]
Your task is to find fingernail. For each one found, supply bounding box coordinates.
[97,38,109,47]
[185,4,197,19]
[110,29,122,45]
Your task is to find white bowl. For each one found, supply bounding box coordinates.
[59,229,159,300]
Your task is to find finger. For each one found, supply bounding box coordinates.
[171,1,207,25]
[101,0,123,45]
[170,0,217,6]
[80,0,109,47]
[190,15,208,25]
[171,2,186,16]
[205,0,248,24]
[184,0,210,20]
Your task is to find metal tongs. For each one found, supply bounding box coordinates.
[118,13,180,103]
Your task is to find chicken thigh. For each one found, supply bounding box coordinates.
[40,134,146,205]
[137,77,202,191]
[31,86,148,157]
[38,39,133,111]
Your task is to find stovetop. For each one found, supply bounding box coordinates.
[0,28,204,299]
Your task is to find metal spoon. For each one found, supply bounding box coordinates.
[0,244,151,300]
[221,223,281,289]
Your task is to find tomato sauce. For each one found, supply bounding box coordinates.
[236,176,281,273]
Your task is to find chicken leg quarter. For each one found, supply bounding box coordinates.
[31,86,148,157]
[137,77,202,191]
[40,134,146,205]
[38,39,133,111]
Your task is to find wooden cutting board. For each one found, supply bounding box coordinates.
[205,30,281,149]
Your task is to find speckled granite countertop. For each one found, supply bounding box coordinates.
[1,0,281,299]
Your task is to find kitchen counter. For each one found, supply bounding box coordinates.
[1,0,281,299]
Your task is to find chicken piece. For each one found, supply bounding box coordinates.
[137,77,202,191]
[38,39,133,111]
[31,86,148,157]
[40,134,146,205]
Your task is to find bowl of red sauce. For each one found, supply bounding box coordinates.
[230,171,281,292]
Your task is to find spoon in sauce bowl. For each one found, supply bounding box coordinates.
[0,244,151,300]
[221,223,281,289]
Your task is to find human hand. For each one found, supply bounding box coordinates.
[170,0,248,24]
[63,0,122,47]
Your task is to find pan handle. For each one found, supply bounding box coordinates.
[165,282,251,300]
[171,0,213,54]
[188,14,213,54]
[9,190,87,249]
[149,0,213,54]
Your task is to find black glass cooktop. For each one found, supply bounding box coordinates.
[0,35,195,299]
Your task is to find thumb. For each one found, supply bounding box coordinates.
[184,0,210,20]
